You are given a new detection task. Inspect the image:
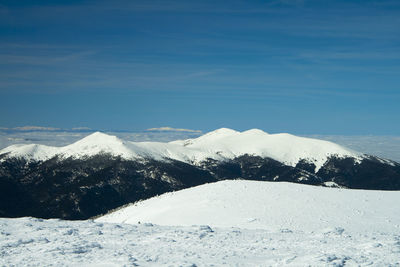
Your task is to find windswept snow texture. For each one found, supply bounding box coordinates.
[2,181,400,266]
[98,180,400,233]
[0,128,361,171]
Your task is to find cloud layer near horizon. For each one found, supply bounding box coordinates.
[0,126,90,132]
[146,127,202,133]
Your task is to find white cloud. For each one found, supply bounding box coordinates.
[71,127,91,130]
[0,126,94,132]
[12,126,61,131]
[146,127,202,133]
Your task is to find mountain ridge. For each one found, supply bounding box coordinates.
[0,128,364,172]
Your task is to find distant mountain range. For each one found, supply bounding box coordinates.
[1,128,399,220]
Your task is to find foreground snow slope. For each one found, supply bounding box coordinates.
[0,128,361,170]
[1,217,400,266]
[99,180,400,233]
[2,182,400,266]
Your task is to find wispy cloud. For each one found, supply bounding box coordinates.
[0,126,93,132]
[12,126,61,131]
[0,50,97,66]
[71,127,91,131]
[146,127,202,133]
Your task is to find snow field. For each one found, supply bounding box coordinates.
[1,217,400,266]
[2,181,400,265]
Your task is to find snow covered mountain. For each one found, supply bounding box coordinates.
[0,128,399,220]
[1,128,363,171]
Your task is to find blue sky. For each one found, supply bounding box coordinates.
[0,0,399,134]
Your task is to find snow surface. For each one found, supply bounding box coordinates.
[98,180,400,233]
[2,217,400,266]
[0,128,362,171]
[2,181,400,266]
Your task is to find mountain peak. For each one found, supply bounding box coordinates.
[241,128,269,135]
[182,128,240,145]
[203,128,239,137]
[62,131,135,159]
[76,132,122,145]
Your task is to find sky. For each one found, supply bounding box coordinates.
[0,0,399,134]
